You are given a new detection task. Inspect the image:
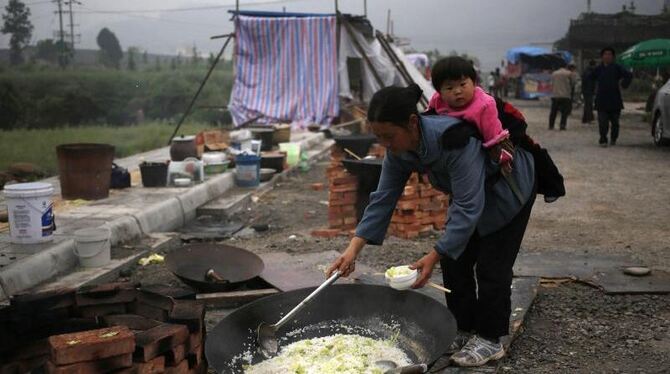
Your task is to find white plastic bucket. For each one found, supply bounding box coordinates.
[3,182,55,244]
[73,227,111,267]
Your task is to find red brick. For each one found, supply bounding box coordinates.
[8,338,50,361]
[309,182,325,191]
[168,301,204,333]
[332,175,357,185]
[76,282,138,307]
[186,329,203,353]
[396,200,419,210]
[342,191,357,201]
[187,360,208,374]
[340,204,356,213]
[130,356,165,374]
[328,191,343,201]
[78,303,127,318]
[164,360,189,374]
[391,214,417,224]
[49,326,135,365]
[136,291,175,312]
[1,355,49,374]
[420,216,434,225]
[186,345,203,369]
[101,314,162,331]
[328,217,343,227]
[11,289,76,312]
[330,183,357,193]
[45,353,132,374]
[343,216,357,225]
[134,324,189,362]
[403,185,416,197]
[328,210,345,220]
[311,229,340,238]
[130,301,169,322]
[165,344,186,366]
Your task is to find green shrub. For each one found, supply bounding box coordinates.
[0,66,233,129]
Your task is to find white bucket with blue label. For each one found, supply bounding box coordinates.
[3,182,55,244]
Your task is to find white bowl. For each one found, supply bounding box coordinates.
[384,265,418,290]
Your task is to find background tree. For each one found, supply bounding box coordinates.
[96,27,123,69]
[154,56,161,71]
[142,50,148,65]
[34,39,58,63]
[1,0,33,65]
[191,44,199,66]
[127,46,138,71]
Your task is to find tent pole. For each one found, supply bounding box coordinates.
[341,17,385,87]
[376,30,428,108]
[168,33,234,145]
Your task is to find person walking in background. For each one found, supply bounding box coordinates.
[549,63,577,130]
[590,47,633,146]
[581,60,597,123]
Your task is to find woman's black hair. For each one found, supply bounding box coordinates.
[367,84,422,128]
[431,56,478,91]
[600,47,616,57]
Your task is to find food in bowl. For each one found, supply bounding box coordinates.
[384,266,418,291]
[245,334,410,374]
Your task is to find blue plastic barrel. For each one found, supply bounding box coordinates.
[235,154,261,187]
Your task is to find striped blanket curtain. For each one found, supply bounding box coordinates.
[228,15,339,127]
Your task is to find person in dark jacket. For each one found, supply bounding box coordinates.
[327,84,537,367]
[590,47,633,146]
[581,60,597,123]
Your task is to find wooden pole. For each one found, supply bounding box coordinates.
[364,0,367,16]
[341,16,385,87]
[168,34,234,145]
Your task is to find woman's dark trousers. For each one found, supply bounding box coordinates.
[440,195,535,341]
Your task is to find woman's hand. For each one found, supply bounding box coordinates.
[326,237,367,278]
[409,249,442,288]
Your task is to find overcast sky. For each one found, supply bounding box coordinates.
[0,0,666,70]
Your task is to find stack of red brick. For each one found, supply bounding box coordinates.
[389,173,448,239]
[313,144,448,240]
[0,282,206,374]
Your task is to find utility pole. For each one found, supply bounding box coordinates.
[364,0,367,17]
[386,9,391,35]
[66,0,81,58]
[55,0,66,67]
[587,0,591,13]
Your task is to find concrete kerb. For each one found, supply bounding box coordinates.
[0,238,77,296]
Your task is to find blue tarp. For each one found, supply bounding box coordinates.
[506,46,572,64]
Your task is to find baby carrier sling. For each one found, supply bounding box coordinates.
[433,98,566,202]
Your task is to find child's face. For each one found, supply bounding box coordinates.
[440,77,475,108]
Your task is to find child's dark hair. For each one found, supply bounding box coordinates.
[367,84,422,128]
[431,56,478,91]
[600,47,616,56]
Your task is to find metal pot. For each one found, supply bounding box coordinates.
[205,284,456,373]
[170,135,198,161]
[164,243,265,293]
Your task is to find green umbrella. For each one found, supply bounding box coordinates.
[619,38,670,68]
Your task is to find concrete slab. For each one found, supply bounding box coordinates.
[514,251,669,294]
[513,251,637,279]
[591,268,670,294]
[259,250,376,291]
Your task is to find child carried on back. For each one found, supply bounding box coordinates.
[427,56,514,171]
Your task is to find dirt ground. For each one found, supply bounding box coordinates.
[131,98,670,373]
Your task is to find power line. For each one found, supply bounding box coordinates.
[77,7,224,28]
[75,0,305,14]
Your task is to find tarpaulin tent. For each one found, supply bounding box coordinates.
[505,45,572,99]
[227,11,435,127]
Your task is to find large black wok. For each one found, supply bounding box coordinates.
[206,284,456,373]
[165,243,264,293]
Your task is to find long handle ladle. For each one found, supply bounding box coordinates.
[256,270,341,358]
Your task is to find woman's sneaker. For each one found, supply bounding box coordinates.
[450,335,505,367]
[446,331,473,354]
